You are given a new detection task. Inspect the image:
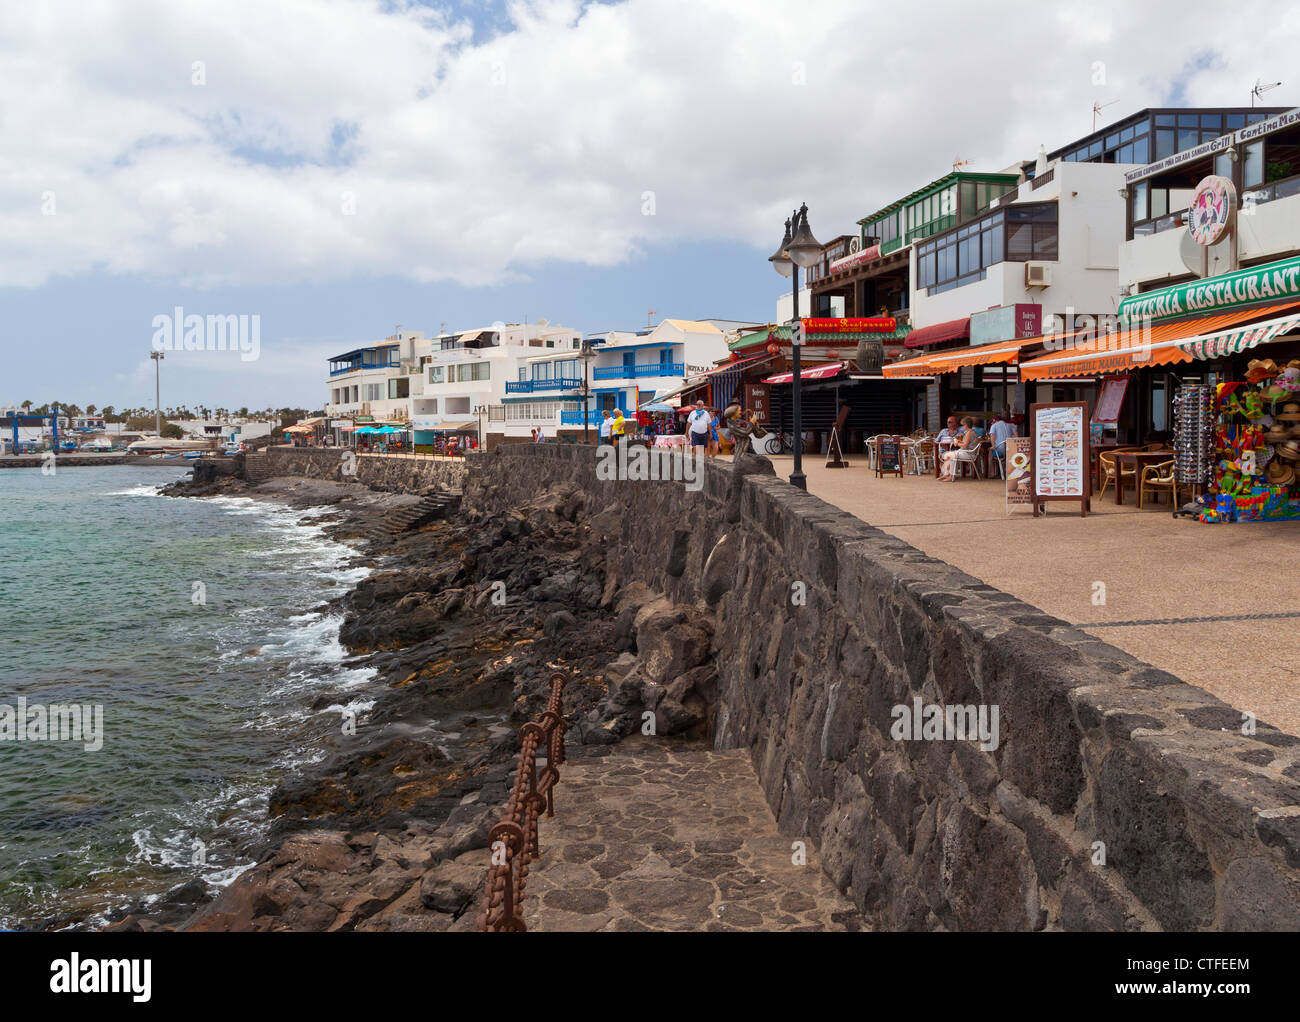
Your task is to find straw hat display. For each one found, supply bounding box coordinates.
[1246,358,1280,383]
[1263,424,1291,444]
[1267,458,1296,487]
[1275,440,1300,463]
[1276,403,1300,422]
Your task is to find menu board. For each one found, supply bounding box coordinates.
[1030,403,1090,516]
[1004,437,1033,511]
[1092,376,1129,424]
[875,437,902,477]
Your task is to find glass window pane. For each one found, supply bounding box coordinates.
[1245,140,1264,186]
[1248,111,1266,124]
[1118,144,1133,163]
[1151,188,1169,218]
[1177,128,1198,151]
[1033,224,1058,260]
[1214,151,1233,177]
[1156,114,1176,126]
[1156,130,1175,159]
[1178,114,1199,128]
[1132,181,1148,222]
[1201,114,1222,132]
[1007,222,1034,260]
[1106,132,1120,148]
[1227,113,1245,130]
[1121,124,1134,142]
[1133,136,1149,163]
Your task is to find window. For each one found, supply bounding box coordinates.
[1245,140,1265,187]
[363,383,385,402]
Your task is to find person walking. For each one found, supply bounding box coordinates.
[598,409,612,446]
[611,409,626,442]
[686,400,711,454]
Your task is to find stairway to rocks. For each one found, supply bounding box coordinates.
[521,735,866,932]
[362,489,463,539]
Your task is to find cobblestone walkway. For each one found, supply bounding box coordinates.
[522,736,865,931]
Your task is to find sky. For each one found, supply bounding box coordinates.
[1,0,1297,412]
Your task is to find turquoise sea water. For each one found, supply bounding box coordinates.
[0,465,374,929]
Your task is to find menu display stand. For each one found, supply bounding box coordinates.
[1030,402,1091,517]
[826,404,851,468]
[874,436,903,478]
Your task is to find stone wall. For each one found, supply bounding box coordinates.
[465,443,1300,931]
[243,447,468,493]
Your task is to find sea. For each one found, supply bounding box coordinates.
[0,463,375,930]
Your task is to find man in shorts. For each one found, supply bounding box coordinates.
[686,401,711,454]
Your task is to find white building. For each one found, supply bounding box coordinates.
[324,330,430,427]
[414,320,583,448]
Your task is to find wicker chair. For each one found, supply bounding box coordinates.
[1138,459,1177,508]
[1097,448,1137,498]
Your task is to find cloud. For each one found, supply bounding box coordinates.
[2,0,1297,290]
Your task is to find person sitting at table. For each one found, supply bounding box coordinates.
[938,417,976,480]
[936,416,960,446]
[988,412,1015,459]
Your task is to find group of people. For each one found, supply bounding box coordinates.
[935,412,1016,481]
[595,409,627,444]
[684,401,724,456]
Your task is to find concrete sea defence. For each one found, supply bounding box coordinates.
[238,447,469,492]
[465,444,1300,931]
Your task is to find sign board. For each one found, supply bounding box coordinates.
[1117,254,1300,322]
[1091,376,1129,424]
[1030,402,1090,516]
[969,304,1043,346]
[801,317,898,334]
[874,436,903,478]
[1124,132,1235,184]
[1187,175,1236,247]
[743,383,771,423]
[1004,436,1034,512]
[827,245,882,273]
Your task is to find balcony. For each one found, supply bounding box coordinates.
[505,377,582,393]
[560,408,628,425]
[330,360,400,377]
[592,362,684,380]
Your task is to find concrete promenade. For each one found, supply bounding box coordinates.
[754,453,1300,736]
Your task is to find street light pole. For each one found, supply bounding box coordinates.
[150,350,164,436]
[769,203,822,492]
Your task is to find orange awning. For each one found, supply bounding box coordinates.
[1019,301,1300,380]
[883,333,1054,378]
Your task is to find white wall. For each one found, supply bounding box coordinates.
[910,161,1130,332]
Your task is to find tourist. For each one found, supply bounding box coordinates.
[599,409,612,445]
[938,417,976,481]
[988,412,1015,460]
[533,427,545,444]
[708,407,720,457]
[686,400,711,453]
[936,415,960,445]
[611,409,626,442]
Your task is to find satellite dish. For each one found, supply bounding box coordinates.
[1178,229,1203,276]
[1179,223,1237,277]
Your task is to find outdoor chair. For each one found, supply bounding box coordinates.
[949,438,988,479]
[909,438,936,475]
[1097,449,1137,498]
[1138,459,1177,508]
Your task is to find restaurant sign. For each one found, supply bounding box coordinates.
[828,244,882,273]
[1187,175,1235,247]
[802,317,897,334]
[1118,255,1300,322]
[970,304,1042,345]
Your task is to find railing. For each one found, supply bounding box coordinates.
[329,361,401,377]
[478,671,567,932]
[505,378,582,393]
[592,362,684,380]
[559,407,628,425]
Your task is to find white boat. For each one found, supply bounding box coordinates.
[127,436,211,454]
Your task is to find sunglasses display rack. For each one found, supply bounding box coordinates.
[1173,384,1214,487]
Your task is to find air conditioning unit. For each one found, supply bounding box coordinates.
[1025,262,1053,288]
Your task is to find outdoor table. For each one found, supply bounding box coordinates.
[1113,450,1173,506]
[653,435,687,449]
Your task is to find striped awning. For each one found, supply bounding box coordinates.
[883,335,1050,377]
[1020,301,1300,380]
[764,362,845,384]
[1176,311,1300,359]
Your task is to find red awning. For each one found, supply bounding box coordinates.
[904,317,970,349]
[763,361,845,384]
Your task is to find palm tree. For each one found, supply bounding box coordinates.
[20,400,31,412]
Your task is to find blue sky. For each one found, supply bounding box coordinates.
[1,0,1294,412]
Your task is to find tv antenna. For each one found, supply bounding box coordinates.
[1252,78,1282,107]
[647,309,656,327]
[1092,99,1120,131]
[952,157,971,172]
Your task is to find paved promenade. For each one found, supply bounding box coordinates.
[754,454,1300,736]
[524,736,865,931]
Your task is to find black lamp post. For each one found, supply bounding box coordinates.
[579,340,595,443]
[769,203,822,491]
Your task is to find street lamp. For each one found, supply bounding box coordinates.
[769,203,821,491]
[579,339,596,444]
[150,350,164,437]
[474,404,487,451]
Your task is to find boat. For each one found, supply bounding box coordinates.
[127,436,211,454]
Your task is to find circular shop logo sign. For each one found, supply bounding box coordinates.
[1187,175,1236,247]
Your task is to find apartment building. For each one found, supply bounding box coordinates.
[324,330,430,428]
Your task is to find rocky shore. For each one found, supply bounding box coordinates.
[110,470,719,931]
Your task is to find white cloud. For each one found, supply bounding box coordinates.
[2,0,1297,289]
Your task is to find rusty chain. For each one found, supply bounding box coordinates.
[476,671,568,932]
